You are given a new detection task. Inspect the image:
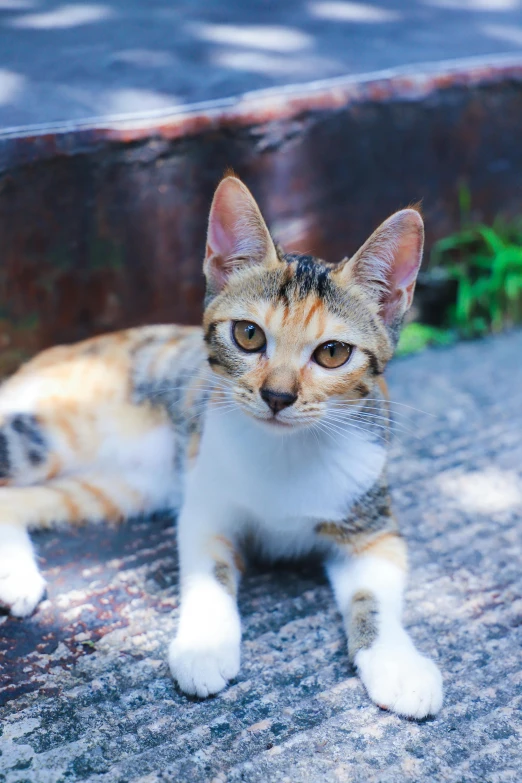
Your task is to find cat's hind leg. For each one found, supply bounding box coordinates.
[0,525,46,617]
[0,468,169,617]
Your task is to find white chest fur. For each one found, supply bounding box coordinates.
[184,408,386,558]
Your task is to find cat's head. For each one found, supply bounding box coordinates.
[202,176,423,431]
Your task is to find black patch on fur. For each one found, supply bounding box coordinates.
[282,253,333,301]
[11,414,46,448]
[336,477,394,537]
[10,414,47,466]
[348,591,379,662]
[295,256,330,299]
[204,322,217,345]
[0,432,9,478]
[28,449,45,466]
[354,383,370,398]
[360,348,381,376]
[277,270,293,307]
[207,355,224,368]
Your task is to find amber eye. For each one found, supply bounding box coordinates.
[232,321,266,352]
[313,340,352,369]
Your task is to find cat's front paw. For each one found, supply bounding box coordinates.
[169,635,240,697]
[0,527,46,617]
[355,641,443,719]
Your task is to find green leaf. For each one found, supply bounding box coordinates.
[396,324,455,356]
[455,277,473,325]
[505,274,522,301]
[476,226,506,255]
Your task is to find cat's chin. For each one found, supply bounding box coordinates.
[248,414,313,433]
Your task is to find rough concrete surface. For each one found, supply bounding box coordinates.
[1,330,522,782]
[2,0,522,130]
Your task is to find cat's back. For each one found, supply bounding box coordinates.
[0,324,204,413]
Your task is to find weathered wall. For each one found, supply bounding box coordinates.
[1,62,522,373]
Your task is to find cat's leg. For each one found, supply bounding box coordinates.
[326,532,443,719]
[169,499,243,697]
[0,471,163,616]
[0,525,46,617]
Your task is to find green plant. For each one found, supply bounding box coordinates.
[430,219,522,337]
[396,322,455,357]
[399,188,522,356]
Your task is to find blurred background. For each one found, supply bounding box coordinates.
[1,0,522,372]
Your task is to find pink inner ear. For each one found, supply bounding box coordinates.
[207,186,241,262]
[391,231,423,290]
[204,176,275,292]
[364,210,423,324]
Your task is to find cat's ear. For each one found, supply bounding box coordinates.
[204,176,278,293]
[334,209,424,325]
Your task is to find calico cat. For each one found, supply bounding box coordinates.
[0,176,442,718]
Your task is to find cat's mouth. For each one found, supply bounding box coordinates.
[250,411,313,431]
[264,416,293,428]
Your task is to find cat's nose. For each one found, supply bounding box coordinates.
[260,387,298,414]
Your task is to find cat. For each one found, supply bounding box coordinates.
[0,175,442,719]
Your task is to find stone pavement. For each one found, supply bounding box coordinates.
[1,0,522,130]
[1,329,521,782]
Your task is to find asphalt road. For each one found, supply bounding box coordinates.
[1,0,522,130]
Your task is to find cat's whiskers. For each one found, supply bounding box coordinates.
[185,401,239,423]
[328,406,411,430]
[332,397,437,419]
[327,402,416,422]
[326,409,416,439]
[317,414,389,446]
[146,369,237,400]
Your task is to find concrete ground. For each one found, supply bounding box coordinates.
[1,0,522,130]
[1,330,521,782]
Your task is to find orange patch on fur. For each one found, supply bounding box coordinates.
[53,487,82,523]
[376,376,389,401]
[303,299,320,328]
[315,307,326,339]
[214,534,246,573]
[46,454,62,480]
[187,431,201,462]
[265,303,275,327]
[79,481,121,522]
[356,533,407,571]
[55,414,81,452]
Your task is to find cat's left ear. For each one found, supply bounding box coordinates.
[334,209,424,325]
[204,176,278,294]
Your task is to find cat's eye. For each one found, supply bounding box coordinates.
[232,321,267,352]
[313,340,352,369]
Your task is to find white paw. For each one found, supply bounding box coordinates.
[356,640,443,719]
[169,635,240,697]
[0,526,46,617]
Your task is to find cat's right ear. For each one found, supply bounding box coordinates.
[204,176,278,294]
